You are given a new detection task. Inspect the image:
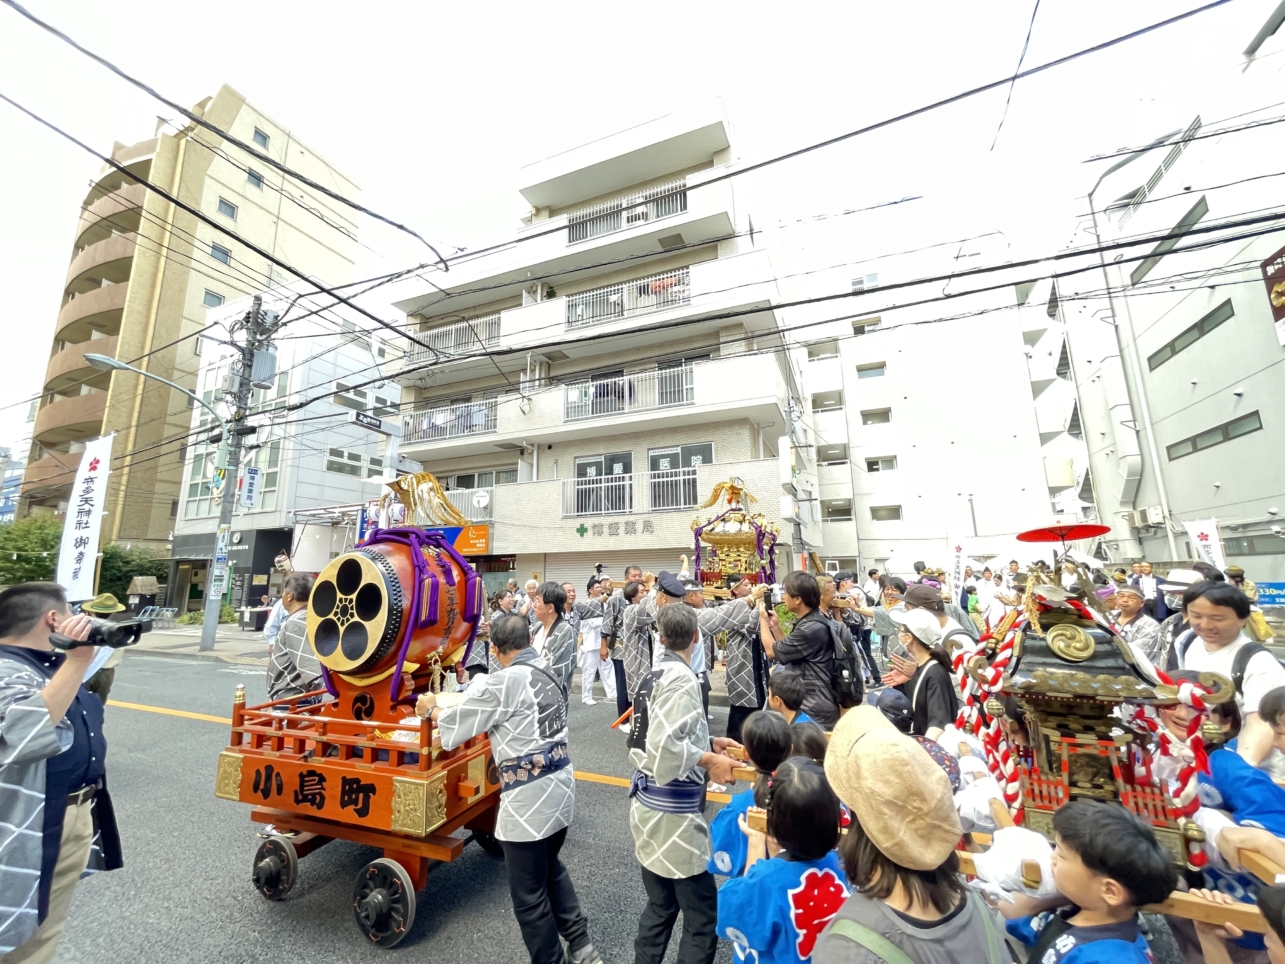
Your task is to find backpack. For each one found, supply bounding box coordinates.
[1178,632,1269,697]
[826,618,865,709]
[825,892,1007,963]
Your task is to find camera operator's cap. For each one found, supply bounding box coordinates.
[1159,568,1205,592]
[825,706,962,870]
[903,584,946,612]
[656,571,687,598]
[82,593,126,614]
[888,606,943,645]
[1226,565,1245,578]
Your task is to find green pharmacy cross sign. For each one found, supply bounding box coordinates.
[576,524,588,537]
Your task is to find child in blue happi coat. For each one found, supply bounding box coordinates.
[708,710,793,877]
[716,757,850,964]
[1006,800,1177,963]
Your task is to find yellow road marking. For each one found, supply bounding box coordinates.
[107,698,734,802]
[107,699,231,725]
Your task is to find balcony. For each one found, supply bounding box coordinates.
[564,365,695,421]
[405,314,500,367]
[45,336,118,393]
[56,283,129,343]
[486,456,785,555]
[20,454,80,496]
[560,468,707,517]
[33,391,107,447]
[566,266,691,331]
[399,352,791,461]
[75,183,147,249]
[817,461,854,500]
[566,179,687,245]
[402,397,498,443]
[443,486,494,522]
[66,233,136,295]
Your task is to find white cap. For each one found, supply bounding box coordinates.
[888,606,943,645]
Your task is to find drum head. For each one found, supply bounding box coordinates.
[307,549,404,674]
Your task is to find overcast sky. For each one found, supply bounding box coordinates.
[0,0,1271,453]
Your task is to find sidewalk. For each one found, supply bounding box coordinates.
[123,624,271,664]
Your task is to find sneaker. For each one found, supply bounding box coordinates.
[619,722,631,734]
[583,698,598,706]
[569,943,604,964]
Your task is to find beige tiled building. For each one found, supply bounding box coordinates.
[21,84,358,554]
[387,107,810,589]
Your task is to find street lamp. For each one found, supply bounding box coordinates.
[85,353,234,651]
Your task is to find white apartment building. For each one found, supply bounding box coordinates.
[168,284,403,612]
[782,225,1087,577]
[388,108,810,590]
[1063,2,1285,576]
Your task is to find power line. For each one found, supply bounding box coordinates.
[1083,112,1285,164]
[0,89,440,358]
[426,0,1235,271]
[0,0,449,267]
[991,0,1042,151]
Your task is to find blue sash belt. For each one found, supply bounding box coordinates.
[629,770,706,814]
[497,742,569,794]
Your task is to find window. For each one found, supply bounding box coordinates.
[1130,195,1209,286]
[1147,300,1234,370]
[857,363,886,379]
[861,408,891,425]
[497,469,518,485]
[170,500,178,518]
[247,169,264,190]
[332,381,396,416]
[817,444,848,464]
[217,198,238,220]
[326,447,368,477]
[649,443,713,510]
[210,243,231,264]
[807,340,839,360]
[252,128,270,149]
[870,505,903,521]
[851,273,879,292]
[1223,535,1285,557]
[823,499,854,522]
[852,317,881,336]
[1165,410,1262,460]
[811,390,844,412]
[203,290,224,309]
[865,456,897,472]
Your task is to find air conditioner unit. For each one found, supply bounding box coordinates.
[1145,505,1165,525]
[1125,509,1150,529]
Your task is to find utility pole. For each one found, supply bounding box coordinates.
[200,296,277,651]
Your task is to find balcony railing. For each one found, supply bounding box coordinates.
[407,314,501,365]
[564,364,695,421]
[566,266,692,331]
[443,486,494,521]
[566,178,687,244]
[402,397,498,442]
[561,467,702,517]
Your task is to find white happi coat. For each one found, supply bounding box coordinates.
[435,648,574,841]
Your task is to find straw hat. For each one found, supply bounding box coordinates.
[824,706,962,870]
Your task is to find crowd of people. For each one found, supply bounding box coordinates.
[2,551,1283,963]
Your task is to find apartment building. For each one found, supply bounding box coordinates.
[388,107,807,588]
[782,227,1085,576]
[1064,2,1285,575]
[20,84,358,554]
[168,284,403,613]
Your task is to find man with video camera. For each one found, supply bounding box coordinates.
[0,582,123,962]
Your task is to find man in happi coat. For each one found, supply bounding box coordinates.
[531,582,577,694]
[621,572,686,713]
[601,568,642,717]
[419,614,602,964]
[627,602,739,964]
[695,574,764,741]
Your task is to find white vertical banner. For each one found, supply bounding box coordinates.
[55,434,115,602]
[1183,519,1226,571]
[949,537,965,593]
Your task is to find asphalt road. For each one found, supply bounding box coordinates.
[52,654,737,964]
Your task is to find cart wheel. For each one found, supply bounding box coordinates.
[471,831,504,858]
[353,857,417,947]
[252,836,298,901]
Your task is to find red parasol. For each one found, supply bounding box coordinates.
[1016,524,1112,544]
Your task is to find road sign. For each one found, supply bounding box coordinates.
[215,525,231,565]
[240,466,262,508]
[349,410,390,434]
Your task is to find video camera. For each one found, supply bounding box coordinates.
[50,616,153,651]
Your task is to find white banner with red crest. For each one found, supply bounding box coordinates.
[55,434,115,603]
[1182,518,1226,571]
